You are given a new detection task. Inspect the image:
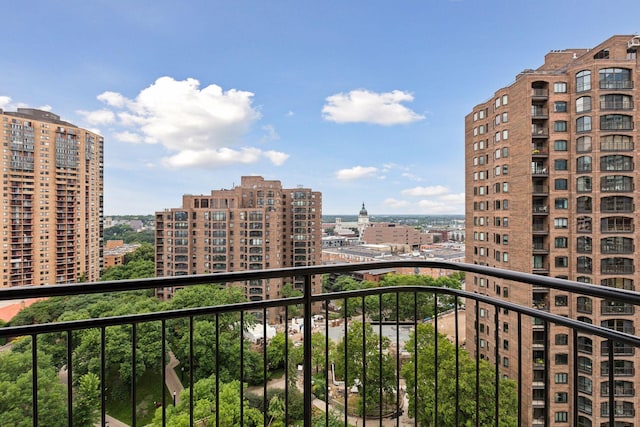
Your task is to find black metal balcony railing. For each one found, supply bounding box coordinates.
[2,261,640,427]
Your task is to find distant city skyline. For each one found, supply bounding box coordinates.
[1,1,638,215]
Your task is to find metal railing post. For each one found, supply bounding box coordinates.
[303,273,313,427]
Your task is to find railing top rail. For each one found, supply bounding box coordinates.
[2,261,639,306]
[2,283,640,348]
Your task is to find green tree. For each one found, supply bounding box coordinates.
[333,321,396,416]
[281,283,303,318]
[153,379,263,427]
[267,332,289,370]
[73,373,101,426]
[402,324,517,426]
[0,347,67,427]
[124,243,154,263]
[364,274,463,321]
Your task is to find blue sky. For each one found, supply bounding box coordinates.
[1,1,638,215]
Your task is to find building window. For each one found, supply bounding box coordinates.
[555,295,568,306]
[555,179,568,190]
[555,198,568,209]
[601,175,633,192]
[577,176,592,192]
[577,156,592,173]
[601,257,634,274]
[577,395,592,415]
[576,70,591,92]
[554,411,568,422]
[554,218,568,229]
[555,256,568,268]
[577,256,593,274]
[600,216,633,233]
[554,121,567,132]
[576,136,592,153]
[576,96,592,113]
[554,140,568,151]
[554,159,568,171]
[601,196,633,213]
[576,116,591,132]
[599,67,632,89]
[601,155,633,172]
[555,353,568,365]
[600,93,633,110]
[555,373,568,384]
[601,134,633,151]
[555,237,568,248]
[577,196,592,213]
[600,114,633,130]
[554,82,567,93]
[555,334,569,345]
[578,356,592,374]
[554,101,567,112]
[502,182,508,192]
[577,236,592,253]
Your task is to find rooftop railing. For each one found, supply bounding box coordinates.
[1,261,640,427]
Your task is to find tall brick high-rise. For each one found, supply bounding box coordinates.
[1,108,104,287]
[466,35,640,426]
[155,176,322,319]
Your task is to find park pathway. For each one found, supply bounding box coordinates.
[87,351,186,426]
[165,351,185,406]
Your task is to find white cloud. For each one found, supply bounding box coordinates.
[260,125,279,143]
[383,198,410,208]
[97,91,128,108]
[0,96,11,109]
[77,109,116,125]
[162,147,289,168]
[401,172,423,182]
[322,89,425,125]
[92,76,287,168]
[401,185,449,197]
[263,150,289,166]
[115,131,143,143]
[0,97,51,113]
[335,166,379,180]
[286,110,295,117]
[438,193,465,203]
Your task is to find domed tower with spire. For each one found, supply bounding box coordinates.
[357,202,369,235]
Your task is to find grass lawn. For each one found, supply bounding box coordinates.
[107,368,166,425]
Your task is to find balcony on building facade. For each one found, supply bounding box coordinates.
[531,106,549,119]
[599,80,634,90]
[531,146,549,158]
[531,88,549,99]
[532,205,549,215]
[531,126,549,138]
[532,184,549,195]
[1,261,640,427]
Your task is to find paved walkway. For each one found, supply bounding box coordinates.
[165,351,184,406]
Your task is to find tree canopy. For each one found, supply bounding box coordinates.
[402,323,517,426]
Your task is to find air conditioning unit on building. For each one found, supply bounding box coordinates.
[628,36,640,49]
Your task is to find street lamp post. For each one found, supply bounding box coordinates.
[173,390,177,406]
[181,366,184,381]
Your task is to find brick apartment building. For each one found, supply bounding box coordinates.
[466,35,640,426]
[155,176,322,319]
[0,108,103,287]
[361,222,428,248]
